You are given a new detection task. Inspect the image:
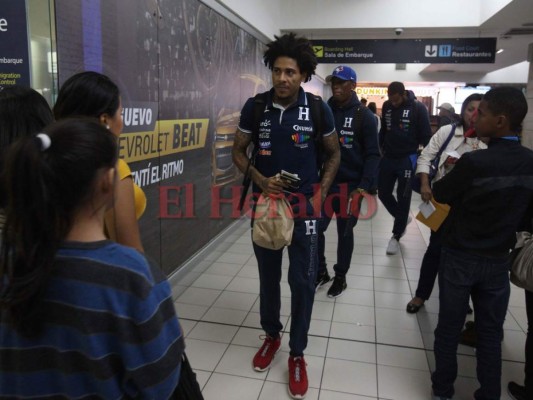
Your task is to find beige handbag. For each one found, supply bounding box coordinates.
[510,230,533,292]
[252,193,294,250]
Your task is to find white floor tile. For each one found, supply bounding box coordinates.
[305,335,329,358]
[231,326,265,348]
[214,252,252,265]
[179,318,198,337]
[327,338,377,364]
[335,288,375,307]
[185,338,229,371]
[215,344,262,378]
[259,381,319,400]
[242,311,263,329]
[345,275,374,291]
[376,327,424,348]
[308,319,332,337]
[191,273,233,290]
[501,329,526,362]
[174,302,208,320]
[205,261,242,276]
[377,344,430,371]
[212,290,258,311]
[377,364,431,400]
[373,265,408,280]
[330,322,376,342]
[333,303,375,326]
[375,307,421,331]
[318,390,377,400]
[201,306,248,325]
[226,276,260,294]
[373,255,404,268]
[374,277,412,294]
[187,321,239,343]
[311,300,335,321]
[167,217,526,400]
[237,264,260,279]
[347,264,373,277]
[321,358,377,397]
[201,372,263,400]
[176,286,222,307]
[374,292,413,310]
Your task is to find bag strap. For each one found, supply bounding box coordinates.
[353,105,365,151]
[305,92,325,173]
[305,92,324,140]
[238,93,268,211]
[434,124,456,162]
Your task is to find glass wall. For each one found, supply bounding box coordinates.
[27,0,56,105]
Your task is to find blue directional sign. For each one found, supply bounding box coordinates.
[312,38,496,64]
[439,45,452,57]
[0,1,30,87]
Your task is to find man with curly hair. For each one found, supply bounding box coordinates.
[232,32,340,399]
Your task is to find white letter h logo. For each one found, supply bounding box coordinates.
[305,220,317,235]
[299,107,310,121]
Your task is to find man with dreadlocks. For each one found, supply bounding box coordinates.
[232,32,340,399]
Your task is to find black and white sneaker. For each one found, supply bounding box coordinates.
[315,270,331,290]
[327,276,347,298]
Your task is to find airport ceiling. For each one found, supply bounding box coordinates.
[284,0,533,78]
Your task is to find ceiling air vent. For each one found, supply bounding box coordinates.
[503,28,533,36]
[395,63,406,70]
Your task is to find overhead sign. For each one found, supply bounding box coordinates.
[0,1,30,87]
[312,38,496,64]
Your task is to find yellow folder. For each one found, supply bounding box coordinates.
[416,198,450,232]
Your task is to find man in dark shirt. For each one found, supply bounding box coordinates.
[378,82,431,255]
[431,87,533,400]
[315,65,380,298]
[232,33,340,399]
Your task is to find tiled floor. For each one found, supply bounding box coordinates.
[171,196,527,400]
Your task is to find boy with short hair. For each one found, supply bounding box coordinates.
[430,86,533,400]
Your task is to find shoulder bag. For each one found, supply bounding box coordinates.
[411,124,456,194]
[510,228,533,292]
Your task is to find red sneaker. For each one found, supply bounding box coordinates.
[288,356,308,399]
[252,335,281,372]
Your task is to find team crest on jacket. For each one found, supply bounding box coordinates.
[292,133,311,148]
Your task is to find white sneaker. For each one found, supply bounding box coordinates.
[386,237,400,255]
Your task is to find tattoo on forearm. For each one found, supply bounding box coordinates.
[232,130,252,174]
[320,133,341,196]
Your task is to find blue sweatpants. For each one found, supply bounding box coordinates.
[252,205,319,356]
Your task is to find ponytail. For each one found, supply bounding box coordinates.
[0,119,117,335]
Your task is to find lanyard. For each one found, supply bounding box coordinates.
[501,135,519,141]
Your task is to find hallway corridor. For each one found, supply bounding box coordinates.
[171,198,527,400]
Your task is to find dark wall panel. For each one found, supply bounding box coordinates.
[55,0,269,275]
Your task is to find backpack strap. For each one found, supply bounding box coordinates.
[305,92,324,141]
[252,92,268,148]
[305,92,325,173]
[353,105,365,151]
[411,100,419,124]
[238,92,268,211]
